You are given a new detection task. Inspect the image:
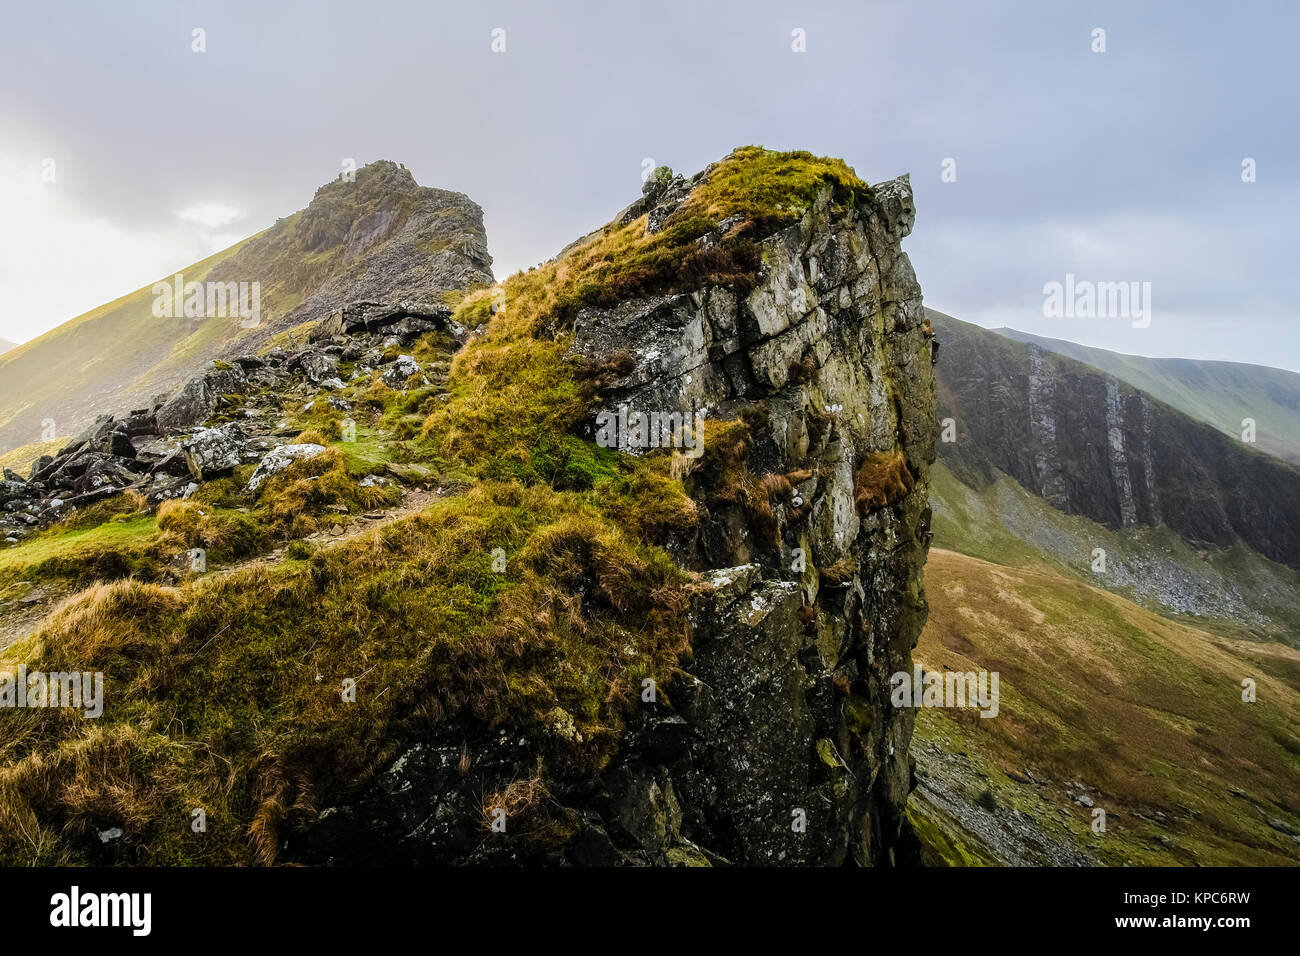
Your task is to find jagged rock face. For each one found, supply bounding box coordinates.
[292,173,938,867]
[932,312,1300,568]
[567,176,937,864]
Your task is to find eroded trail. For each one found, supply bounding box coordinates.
[211,485,440,577]
[0,580,76,653]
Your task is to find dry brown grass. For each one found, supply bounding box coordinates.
[916,548,1300,866]
[853,449,914,515]
[481,757,550,832]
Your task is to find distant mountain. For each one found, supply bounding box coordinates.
[0,161,493,456]
[929,309,1300,571]
[994,327,1300,466]
[0,339,15,355]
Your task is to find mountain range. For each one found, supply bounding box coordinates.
[0,152,1295,867]
[994,327,1300,466]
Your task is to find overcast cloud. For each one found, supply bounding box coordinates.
[1,0,1296,367]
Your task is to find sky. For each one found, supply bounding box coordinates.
[1,0,1297,368]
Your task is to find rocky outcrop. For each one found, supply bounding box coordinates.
[0,301,457,544]
[291,164,937,866]
[207,162,492,344]
[0,161,491,459]
[3,150,937,868]
[156,363,249,432]
[575,173,936,865]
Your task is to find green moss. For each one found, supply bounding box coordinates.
[252,447,397,537]
[156,500,266,562]
[0,514,163,586]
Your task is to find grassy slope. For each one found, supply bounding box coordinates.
[0,238,259,453]
[929,461,1300,644]
[917,461,1300,864]
[0,438,68,478]
[913,548,1300,866]
[996,327,1300,465]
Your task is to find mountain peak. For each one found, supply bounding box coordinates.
[0,163,493,458]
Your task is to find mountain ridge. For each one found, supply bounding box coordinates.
[0,160,492,458]
[930,309,1300,570]
[993,325,1300,465]
[0,147,938,866]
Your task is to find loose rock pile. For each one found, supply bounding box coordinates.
[0,300,457,544]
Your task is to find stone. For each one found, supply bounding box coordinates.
[156,363,249,432]
[381,355,421,388]
[183,423,247,479]
[0,480,29,504]
[247,443,327,492]
[558,172,936,866]
[299,351,340,384]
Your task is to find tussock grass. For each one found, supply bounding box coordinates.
[853,449,914,515]
[0,484,690,863]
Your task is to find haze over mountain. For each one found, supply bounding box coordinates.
[0,339,16,356]
[994,327,1300,466]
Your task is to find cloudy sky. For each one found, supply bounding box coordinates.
[1,0,1296,367]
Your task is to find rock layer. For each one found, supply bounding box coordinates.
[293,164,937,866]
[932,310,1300,568]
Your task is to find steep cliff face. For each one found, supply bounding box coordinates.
[997,327,1300,467]
[0,149,935,867]
[932,310,1300,568]
[565,173,936,863]
[292,156,936,866]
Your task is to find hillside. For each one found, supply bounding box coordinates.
[930,309,1300,570]
[928,461,1300,644]
[911,309,1300,867]
[0,161,492,458]
[910,549,1300,867]
[996,327,1300,466]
